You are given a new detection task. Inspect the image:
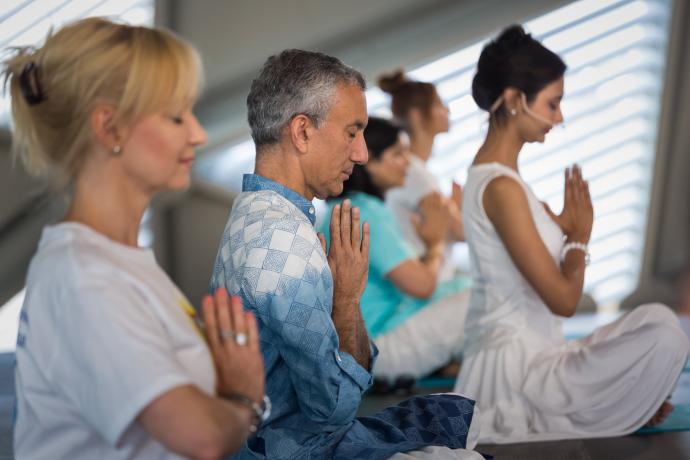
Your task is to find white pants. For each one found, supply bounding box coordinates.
[388,400,483,459]
[457,303,690,443]
[388,446,485,459]
[374,290,470,380]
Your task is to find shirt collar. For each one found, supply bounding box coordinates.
[242,174,317,225]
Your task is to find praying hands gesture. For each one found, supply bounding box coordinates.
[448,181,466,241]
[318,199,372,368]
[202,288,265,404]
[319,198,370,308]
[543,164,593,243]
[413,191,452,250]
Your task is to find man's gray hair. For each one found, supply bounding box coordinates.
[247,49,366,148]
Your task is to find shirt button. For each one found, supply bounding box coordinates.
[308,207,315,215]
[334,350,342,363]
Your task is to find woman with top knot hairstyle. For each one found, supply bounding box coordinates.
[454,24,689,444]
[378,71,466,283]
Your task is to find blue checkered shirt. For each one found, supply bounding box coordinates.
[210,174,476,460]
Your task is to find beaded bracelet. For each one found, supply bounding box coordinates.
[561,241,590,266]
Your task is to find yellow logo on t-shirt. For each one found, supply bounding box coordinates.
[177,298,206,340]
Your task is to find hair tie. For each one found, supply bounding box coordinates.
[19,62,45,106]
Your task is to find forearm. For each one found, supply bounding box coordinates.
[421,242,444,280]
[139,385,252,460]
[353,304,372,369]
[547,248,586,317]
[391,246,443,299]
[197,397,254,458]
[448,208,465,241]
[332,300,370,369]
[560,246,586,300]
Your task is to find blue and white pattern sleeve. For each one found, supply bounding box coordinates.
[212,191,374,427]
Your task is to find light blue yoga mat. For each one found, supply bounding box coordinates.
[417,376,456,389]
[636,403,690,434]
[636,363,690,433]
[417,362,690,433]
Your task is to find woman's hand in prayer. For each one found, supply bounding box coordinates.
[451,181,463,211]
[413,191,452,249]
[202,288,265,404]
[448,181,465,241]
[543,164,593,243]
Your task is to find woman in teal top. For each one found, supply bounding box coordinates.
[319,117,472,382]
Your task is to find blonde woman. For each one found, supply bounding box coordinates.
[5,18,266,459]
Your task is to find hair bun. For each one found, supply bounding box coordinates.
[377,70,407,94]
[495,24,531,49]
[471,23,566,114]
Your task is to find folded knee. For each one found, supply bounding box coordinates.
[631,303,677,326]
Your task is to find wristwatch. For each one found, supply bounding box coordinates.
[222,393,272,433]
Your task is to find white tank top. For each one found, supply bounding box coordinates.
[463,163,565,355]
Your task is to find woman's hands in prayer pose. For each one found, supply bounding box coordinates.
[202,288,265,404]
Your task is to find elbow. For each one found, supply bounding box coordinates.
[415,283,436,299]
[185,427,241,460]
[543,284,581,318]
[305,402,357,427]
[547,298,578,318]
[191,445,225,460]
[183,439,223,460]
[416,274,438,299]
[402,283,435,300]
[558,306,577,318]
[401,275,437,299]
[299,388,359,427]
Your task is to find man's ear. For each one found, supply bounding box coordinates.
[90,103,122,153]
[288,114,313,154]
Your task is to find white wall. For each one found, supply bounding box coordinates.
[1,0,687,308]
[173,0,571,149]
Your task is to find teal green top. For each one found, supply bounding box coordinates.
[319,192,472,338]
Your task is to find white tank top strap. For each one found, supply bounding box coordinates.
[471,163,527,220]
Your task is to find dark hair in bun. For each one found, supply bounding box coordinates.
[472,25,566,119]
[378,70,438,124]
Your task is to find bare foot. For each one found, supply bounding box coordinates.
[646,400,673,426]
[436,361,461,378]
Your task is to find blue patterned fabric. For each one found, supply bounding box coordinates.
[210,174,477,460]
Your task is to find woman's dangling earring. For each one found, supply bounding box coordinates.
[112,145,121,155]
[510,108,517,116]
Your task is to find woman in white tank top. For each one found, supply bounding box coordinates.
[454,24,689,444]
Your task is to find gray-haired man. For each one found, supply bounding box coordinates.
[210,49,481,459]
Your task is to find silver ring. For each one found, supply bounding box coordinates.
[235,333,248,346]
[221,330,235,340]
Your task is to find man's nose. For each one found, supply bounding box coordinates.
[351,135,368,165]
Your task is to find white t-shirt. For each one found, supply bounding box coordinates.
[386,155,457,281]
[14,223,216,459]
